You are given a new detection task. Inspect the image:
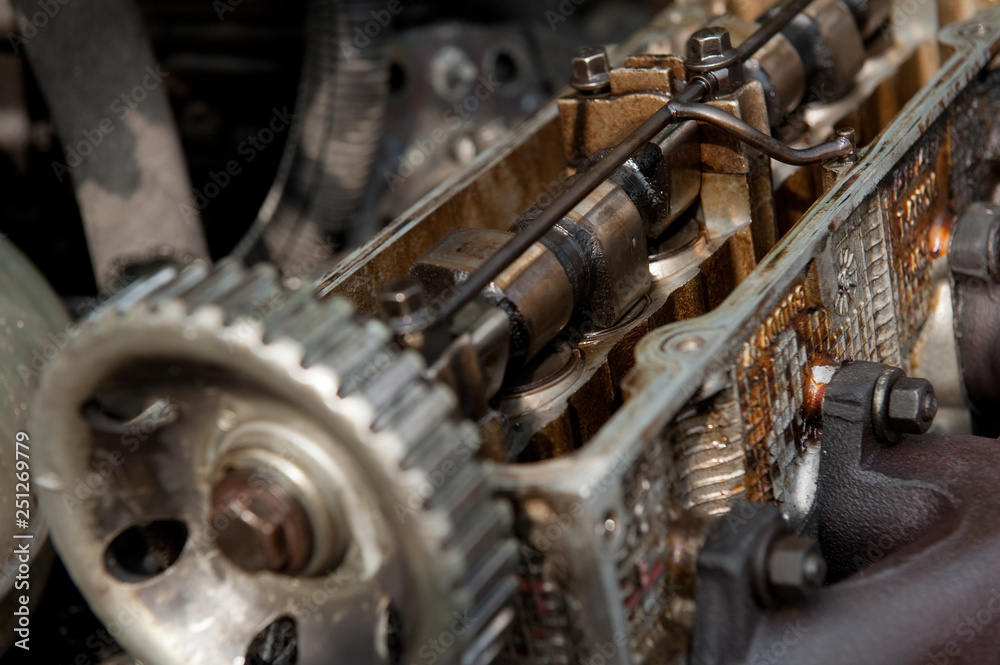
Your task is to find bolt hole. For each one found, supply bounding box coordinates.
[246,616,298,665]
[104,520,188,583]
[389,62,407,95]
[494,51,518,85]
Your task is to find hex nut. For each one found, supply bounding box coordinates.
[887,376,938,435]
[686,26,734,64]
[684,27,743,93]
[570,46,611,93]
[766,534,827,604]
[210,468,314,574]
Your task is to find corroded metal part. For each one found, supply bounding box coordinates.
[29,261,516,665]
[308,3,986,662]
[529,15,1000,662]
[622,9,1000,516]
[690,360,1000,665]
[316,14,714,315]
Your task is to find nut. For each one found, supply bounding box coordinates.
[887,376,938,435]
[766,534,826,604]
[210,468,314,574]
[570,46,611,94]
[684,27,743,94]
[685,26,734,64]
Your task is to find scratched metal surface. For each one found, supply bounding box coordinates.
[489,12,1000,665]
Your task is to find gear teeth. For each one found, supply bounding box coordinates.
[402,422,472,474]
[44,260,516,665]
[371,381,427,433]
[267,300,325,343]
[318,319,392,382]
[449,502,513,571]
[356,351,424,414]
[429,461,493,514]
[284,300,356,364]
[214,264,284,321]
[106,264,191,311]
[174,258,247,310]
[262,286,322,341]
[140,263,212,309]
[379,383,457,447]
[461,541,519,618]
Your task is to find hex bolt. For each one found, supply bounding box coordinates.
[569,46,611,94]
[686,26,734,65]
[209,468,314,574]
[765,533,827,604]
[887,376,938,435]
[379,278,426,323]
[684,26,743,94]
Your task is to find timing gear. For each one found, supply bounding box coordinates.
[30,260,516,665]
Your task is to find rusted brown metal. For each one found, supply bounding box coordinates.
[209,468,315,574]
[307,4,999,663]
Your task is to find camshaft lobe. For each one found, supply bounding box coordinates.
[433,0,879,327]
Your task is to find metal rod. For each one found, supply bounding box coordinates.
[435,80,709,322]
[668,103,854,165]
[436,0,819,324]
[738,0,815,61]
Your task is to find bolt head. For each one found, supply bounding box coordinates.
[767,534,826,603]
[684,26,742,94]
[570,46,611,93]
[210,468,313,574]
[887,377,938,434]
[686,27,734,64]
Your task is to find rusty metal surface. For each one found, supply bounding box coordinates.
[316,14,717,314]
[304,5,1000,663]
[487,11,1000,665]
[691,361,1000,664]
[29,262,516,665]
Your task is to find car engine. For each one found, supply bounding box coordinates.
[3,0,1000,664]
